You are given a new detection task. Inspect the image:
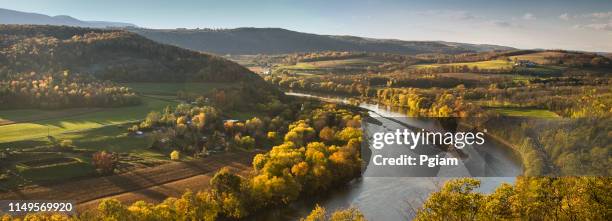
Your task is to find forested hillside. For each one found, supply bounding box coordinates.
[129,27,513,55]
[0,25,262,83]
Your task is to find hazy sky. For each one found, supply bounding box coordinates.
[2,0,612,52]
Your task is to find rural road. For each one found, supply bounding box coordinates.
[0,150,259,212]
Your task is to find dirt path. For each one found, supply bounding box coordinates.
[0,151,259,211]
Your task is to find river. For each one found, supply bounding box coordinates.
[249,92,522,221]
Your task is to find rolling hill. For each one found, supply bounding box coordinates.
[129,27,514,55]
[0,8,136,28]
[0,25,262,83]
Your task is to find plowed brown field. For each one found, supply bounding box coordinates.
[0,151,259,212]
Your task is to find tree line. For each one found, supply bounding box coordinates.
[415,177,611,220]
[0,71,140,109]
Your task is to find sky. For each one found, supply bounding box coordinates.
[2,0,612,52]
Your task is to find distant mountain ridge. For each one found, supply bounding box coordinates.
[0,8,515,55]
[436,41,516,53]
[129,27,515,55]
[0,8,136,28]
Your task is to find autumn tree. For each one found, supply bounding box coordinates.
[92,151,117,175]
[319,126,335,143]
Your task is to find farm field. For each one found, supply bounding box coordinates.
[0,151,258,208]
[298,58,383,68]
[0,96,177,190]
[436,72,527,81]
[0,96,176,144]
[0,108,102,126]
[488,107,560,118]
[410,58,564,76]
[277,57,383,74]
[410,59,513,70]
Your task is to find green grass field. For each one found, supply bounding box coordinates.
[0,97,176,143]
[18,160,96,183]
[411,59,513,70]
[280,62,318,70]
[277,57,383,74]
[0,108,101,125]
[0,82,240,148]
[488,107,560,118]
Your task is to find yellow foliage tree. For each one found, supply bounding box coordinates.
[170,150,180,160]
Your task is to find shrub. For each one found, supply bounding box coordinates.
[170,150,180,160]
[235,135,255,149]
[245,117,264,134]
[92,151,117,175]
